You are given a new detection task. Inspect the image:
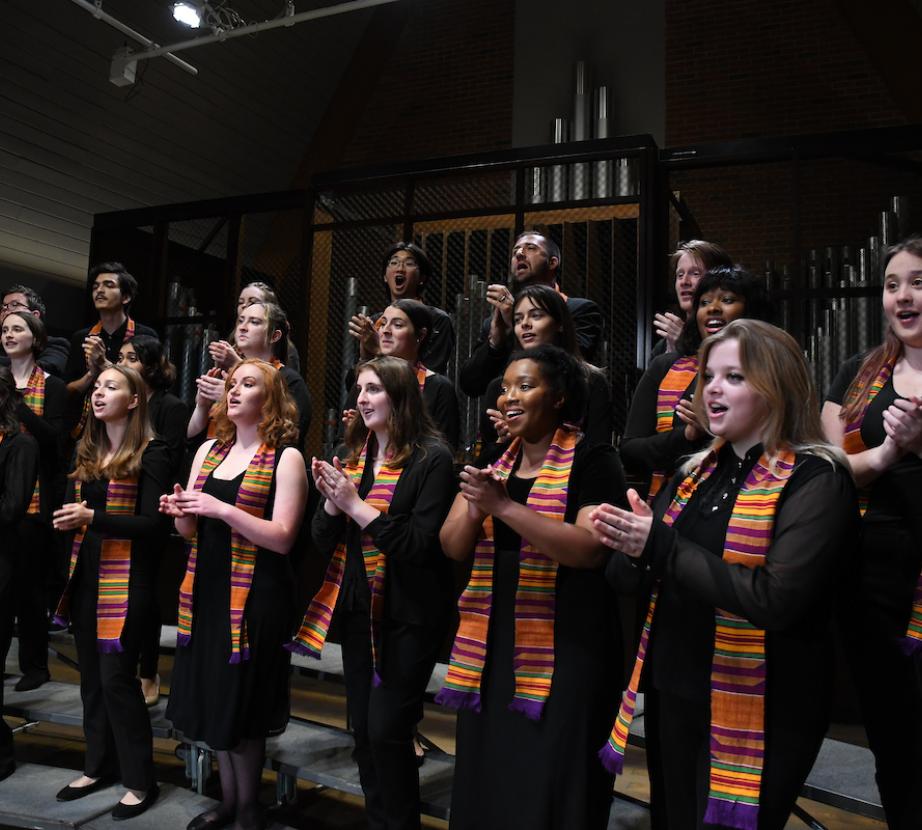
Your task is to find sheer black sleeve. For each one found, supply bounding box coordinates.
[90,441,170,539]
[644,459,858,630]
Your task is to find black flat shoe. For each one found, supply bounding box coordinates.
[14,671,50,692]
[187,809,234,830]
[111,784,159,821]
[56,776,115,802]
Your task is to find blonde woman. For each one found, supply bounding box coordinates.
[596,320,857,830]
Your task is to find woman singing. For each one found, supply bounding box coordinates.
[439,344,627,830]
[163,359,307,830]
[2,311,65,691]
[597,320,857,830]
[621,265,770,500]
[821,237,922,830]
[289,355,455,830]
[51,365,169,818]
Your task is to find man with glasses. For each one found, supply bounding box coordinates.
[0,286,70,377]
[458,230,602,397]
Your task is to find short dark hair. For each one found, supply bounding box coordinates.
[89,262,138,308]
[515,230,562,281]
[381,242,434,302]
[2,311,47,357]
[504,343,587,426]
[2,284,46,317]
[676,265,772,355]
[124,335,176,391]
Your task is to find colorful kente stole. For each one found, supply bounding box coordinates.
[20,365,45,515]
[415,362,427,391]
[648,355,699,500]
[841,358,922,657]
[176,440,276,663]
[599,443,796,830]
[54,477,139,653]
[287,439,403,683]
[436,427,577,720]
[71,317,137,439]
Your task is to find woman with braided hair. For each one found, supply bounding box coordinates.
[439,344,627,830]
[163,359,307,830]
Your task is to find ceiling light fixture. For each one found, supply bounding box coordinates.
[172,2,202,28]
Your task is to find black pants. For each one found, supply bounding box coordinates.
[340,611,441,830]
[0,551,15,778]
[71,581,154,791]
[137,550,161,680]
[843,523,922,830]
[652,688,825,830]
[15,517,49,675]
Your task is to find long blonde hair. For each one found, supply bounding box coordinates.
[71,364,153,481]
[683,319,844,473]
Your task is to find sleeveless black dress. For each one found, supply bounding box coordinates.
[167,460,294,750]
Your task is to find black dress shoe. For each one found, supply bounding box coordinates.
[187,809,234,830]
[56,776,115,801]
[14,671,50,692]
[111,784,159,821]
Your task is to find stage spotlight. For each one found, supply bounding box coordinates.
[172,2,202,28]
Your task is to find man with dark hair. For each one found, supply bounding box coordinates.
[458,230,603,397]
[349,241,455,374]
[64,262,156,436]
[0,284,70,377]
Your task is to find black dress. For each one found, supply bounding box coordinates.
[166,454,293,750]
[450,443,626,830]
[607,444,859,830]
[826,355,922,830]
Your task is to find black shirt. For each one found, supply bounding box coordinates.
[0,431,39,529]
[607,443,858,703]
[620,351,708,487]
[826,352,922,526]
[64,318,158,383]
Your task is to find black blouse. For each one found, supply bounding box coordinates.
[607,443,859,705]
[0,431,39,529]
[64,319,159,382]
[16,371,66,517]
[826,353,922,526]
[148,389,190,484]
[66,440,170,592]
[311,437,456,626]
[619,351,708,486]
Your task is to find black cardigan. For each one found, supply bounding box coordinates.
[312,438,455,627]
[0,431,39,530]
[16,372,66,517]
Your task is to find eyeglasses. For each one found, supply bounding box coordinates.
[0,300,29,311]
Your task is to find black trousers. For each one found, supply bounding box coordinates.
[340,610,441,830]
[71,580,154,791]
[651,688,825,830]
[843,523,922,830]
[15,517,49,674]
[0,550,15,778]
[137,550,161,680]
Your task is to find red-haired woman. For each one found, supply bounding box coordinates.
[822,237,922,830]
[163,359,307,830]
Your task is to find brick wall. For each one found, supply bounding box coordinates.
[340,0,515,167]
[665,0,917,276]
